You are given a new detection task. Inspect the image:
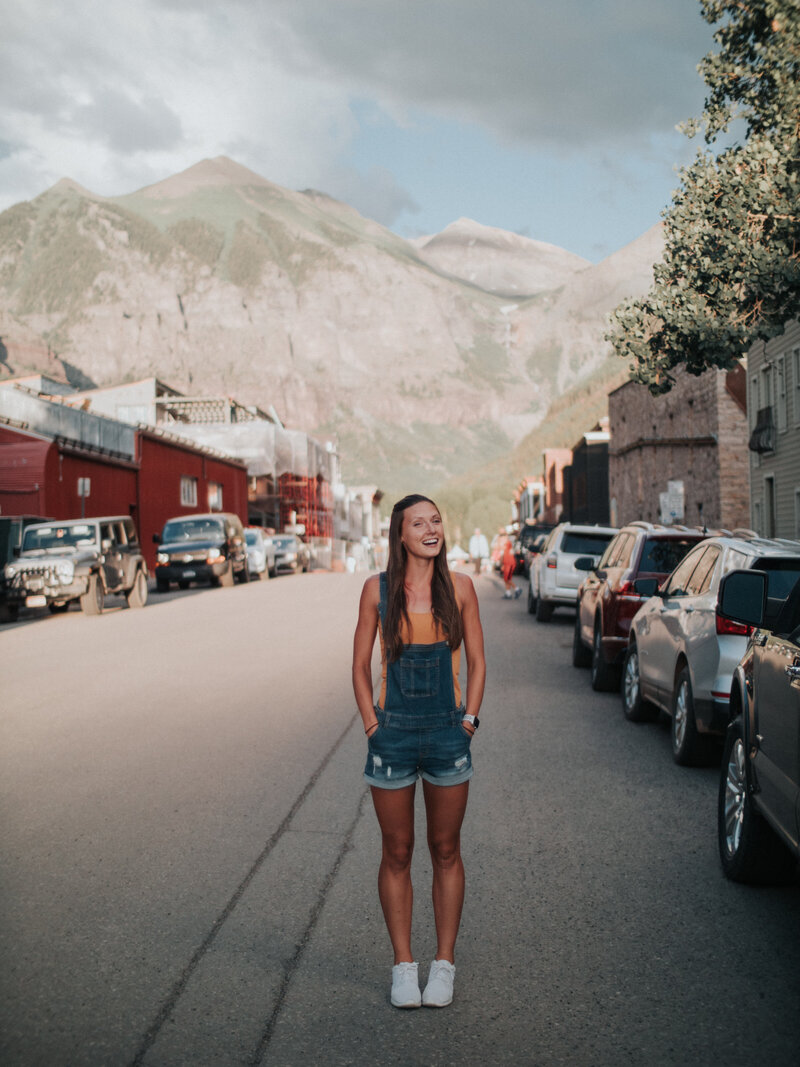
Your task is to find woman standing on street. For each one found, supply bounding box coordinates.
[352,494,486,1009]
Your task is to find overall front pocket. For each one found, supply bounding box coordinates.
[398,654,440,698]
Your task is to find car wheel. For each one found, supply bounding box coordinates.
[1,603,19,623]
[590,622,618,692]
[621,643,656,721]
[80,574,104,615]
[219,564,235,588]
[535,596,553,622]
[718,720,796,883]
[527,584,537,615]
[48,602,70,614]
[178,579,191,590]
[156,577,169,593]
[671,666,711,766]
[126,569,148,609]
[572,612,591,667]
[236,562,250,584]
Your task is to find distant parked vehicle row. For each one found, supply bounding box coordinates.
[245,526,277,579]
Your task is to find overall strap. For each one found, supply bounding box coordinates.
[378,571,388,626]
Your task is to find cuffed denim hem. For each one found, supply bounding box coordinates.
[363,770,420,790]
[420,763,473,788]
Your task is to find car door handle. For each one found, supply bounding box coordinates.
[786,666,800,681]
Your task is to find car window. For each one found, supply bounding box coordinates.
[100,522,117,546]
[598,534,622,568]
[614,533,636,568]
[163,518,225,541]
[640,537,701,575]
[561,531,615,556]
[760,558,800,600]
[685,546,720,595]
[664,552,703,597]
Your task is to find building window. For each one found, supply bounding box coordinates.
[776,354,787,433]
[750,375,759,429]
[208,482,223,511]
[180,476,198,507]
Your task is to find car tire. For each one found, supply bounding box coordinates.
[80,574,104,615]
[527,584,537,615]
[572,611,591,668]
[535,596,553,622]
[156,577,169,593]
[219,564,235,588]
[236,562,250,584]
[621,643,657,721]
[178,579,191,590]
[1,603,19,623]
[718,720,797,883]
[590,622,618,692]
[671,666,711,766]
[126,569,148,609]
[48,602,70,614]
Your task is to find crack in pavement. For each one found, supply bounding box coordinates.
[129,710,363,1067]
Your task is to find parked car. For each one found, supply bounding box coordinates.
[0,515,49,621]
[716,567,800,883]
[3,516,148,617]
[573,522,707,692]
[244,526,276,579]
[621,534,800,765]
[154,512,248,591]
[272,534,311,574]
[514,521,555,576]
[528,523,617,621]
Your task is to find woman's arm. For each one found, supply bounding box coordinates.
[352,575,380,734]
[455,572,486,733]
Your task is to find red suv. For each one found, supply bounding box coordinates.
[572,522,708,691]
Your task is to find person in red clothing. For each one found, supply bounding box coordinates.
[501,536,521,598]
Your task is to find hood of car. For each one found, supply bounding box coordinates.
[17,546,100,567]
[159,539,223,554]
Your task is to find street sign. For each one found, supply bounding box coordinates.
[77,478,91,498]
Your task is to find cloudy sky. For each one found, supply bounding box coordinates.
[1,0,716,261]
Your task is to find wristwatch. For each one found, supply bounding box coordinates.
[462,714,480,730]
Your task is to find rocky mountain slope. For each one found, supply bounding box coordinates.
[0,156,662,496]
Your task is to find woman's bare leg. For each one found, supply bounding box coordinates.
[422,779,469,962]
[371,783,416,963]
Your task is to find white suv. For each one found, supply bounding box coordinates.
[528,523,617,622]
[622,534,800,765]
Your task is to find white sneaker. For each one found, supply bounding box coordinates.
[391,961,421,1008]
[422,959,455,1007]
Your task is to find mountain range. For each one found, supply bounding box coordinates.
[0,155,662,501]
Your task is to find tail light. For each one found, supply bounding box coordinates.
[618,580,642,602]
[716,613,752,637]
[546,555,557,569]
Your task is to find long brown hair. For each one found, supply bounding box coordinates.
[383,494,463,661]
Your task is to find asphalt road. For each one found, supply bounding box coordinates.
[1,570,798,1067]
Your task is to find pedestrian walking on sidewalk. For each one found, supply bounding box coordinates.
[501,536,521,598]
[353,494,486,1009]
[468,527,489,575]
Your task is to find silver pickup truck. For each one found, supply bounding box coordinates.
[3,516,148,619]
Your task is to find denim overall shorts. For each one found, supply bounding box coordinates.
[364,573,473,790]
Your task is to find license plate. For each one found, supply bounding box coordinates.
[26,595,47,608]
[182,570,195,578]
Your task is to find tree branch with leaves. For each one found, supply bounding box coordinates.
[608,0,799,393]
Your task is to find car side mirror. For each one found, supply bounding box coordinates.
[718,569,767,628]
[13,546,20,557]
[101,538,112,552]
[574,556,595,572]
[634,577,660,598]
[153,533,161,544]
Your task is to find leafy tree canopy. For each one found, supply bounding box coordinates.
[609,0,799,392]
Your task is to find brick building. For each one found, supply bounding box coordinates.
[608,366,749,530]
[562,421,611,525]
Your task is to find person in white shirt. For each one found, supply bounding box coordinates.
[468,528,489,575]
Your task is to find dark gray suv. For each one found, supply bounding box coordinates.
[3,516,148,618]
[154,512,249,591]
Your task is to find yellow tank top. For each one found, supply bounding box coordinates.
[377,609,463,708]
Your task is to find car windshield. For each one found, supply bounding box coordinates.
[245,530,260,546]
[272,537,294,549]
[22,524,97,550]
[162,518,225,542]
[640,538,701,574]
[561,532,614,555]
